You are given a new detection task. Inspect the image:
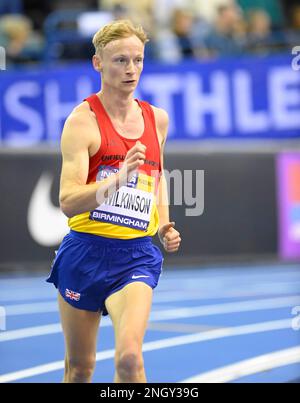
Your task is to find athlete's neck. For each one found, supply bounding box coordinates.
[97,90,137,123]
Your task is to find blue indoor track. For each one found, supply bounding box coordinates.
[0,263,299,383]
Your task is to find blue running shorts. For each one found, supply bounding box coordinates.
[46,230,164,316]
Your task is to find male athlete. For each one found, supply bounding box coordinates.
[47,19,181,383]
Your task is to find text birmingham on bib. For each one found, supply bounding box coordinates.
[90,165,155,231]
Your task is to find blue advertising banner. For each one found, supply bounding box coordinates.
[0,54,299,145]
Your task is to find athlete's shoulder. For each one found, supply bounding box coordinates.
[61,101,99,152]
[150,105,169,137]
[65,101,97,128]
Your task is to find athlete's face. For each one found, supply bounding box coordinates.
[94,35,144,93]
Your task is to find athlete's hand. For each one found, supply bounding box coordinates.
[158,222,181,253]
[118,140,146,185]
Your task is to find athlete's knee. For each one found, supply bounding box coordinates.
[116,348,144,381]
[67,357,95,383]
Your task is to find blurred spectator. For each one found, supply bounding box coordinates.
[280,0,298,27]
[195,4,246,59]
[171,9,194,58]
[154,8,195,62]
[237,0,284,28]
[248,9,271,36]
[290,4,300,30]
[190,0,239,24]
[246,8,288,55]
[99,0,154,34]
[285,4,300,46]
[246,9,273,54]
[0,14,43,65]
[153,0,235,29]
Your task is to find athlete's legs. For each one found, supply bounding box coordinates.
[58,292,101,383]
[105,282,153,383]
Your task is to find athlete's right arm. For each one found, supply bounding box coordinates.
[59,109,146,218]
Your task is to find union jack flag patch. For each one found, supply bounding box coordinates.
[65,288,81,301]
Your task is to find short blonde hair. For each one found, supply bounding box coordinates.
[92,19,148,54]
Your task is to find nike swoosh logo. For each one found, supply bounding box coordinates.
[131,275,150,279]
[27,172,69,246]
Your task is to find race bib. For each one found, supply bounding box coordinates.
[90,166,155,231]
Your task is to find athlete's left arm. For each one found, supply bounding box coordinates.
[152,106,181,253]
